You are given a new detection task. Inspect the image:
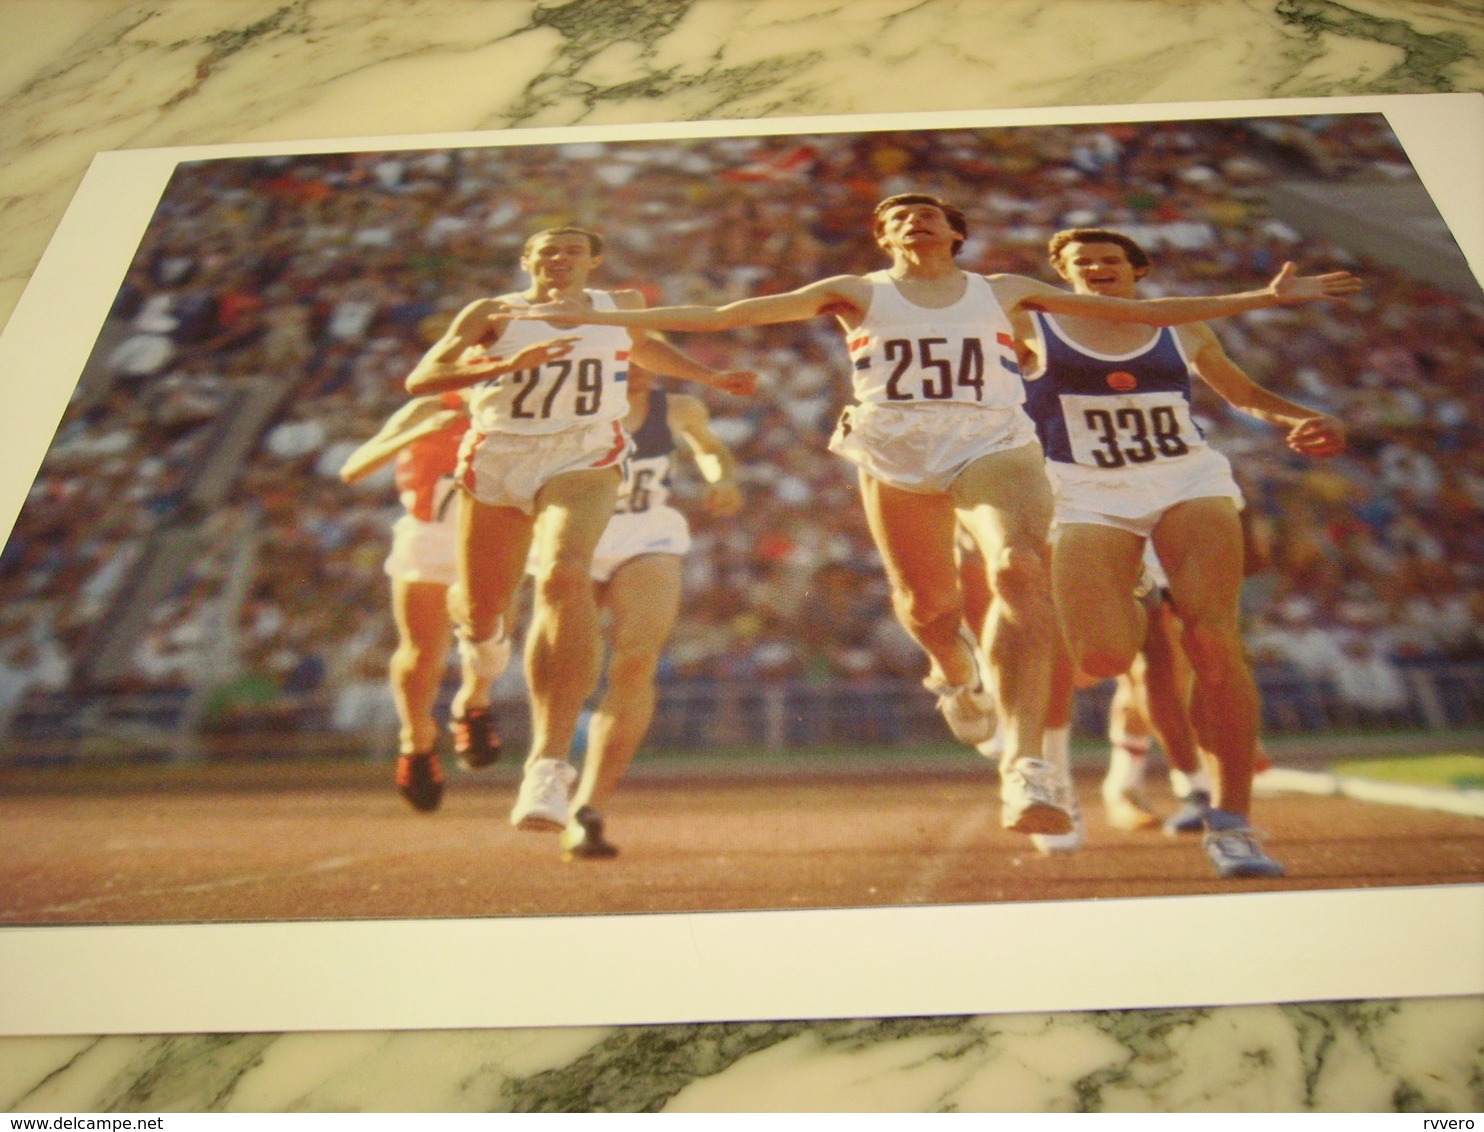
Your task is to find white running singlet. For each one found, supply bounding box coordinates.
[844,271,1023,409]
[466,290,633,436]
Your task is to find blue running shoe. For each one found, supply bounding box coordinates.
[1163,789,1210,837]
[1203,819,1285,879]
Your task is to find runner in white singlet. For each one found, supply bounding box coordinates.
[516,196,1360,845]
[404,226,756,836]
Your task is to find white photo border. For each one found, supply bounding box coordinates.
[0,93,1480,1036]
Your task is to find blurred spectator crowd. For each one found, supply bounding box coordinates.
[0,113,1478,743]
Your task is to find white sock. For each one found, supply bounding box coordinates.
[1106,739,1150,789]
[457,616,511,682]
[1170,767,1213,799]
[975,730,1004,764]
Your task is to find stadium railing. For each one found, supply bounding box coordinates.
[1,661,1479,764]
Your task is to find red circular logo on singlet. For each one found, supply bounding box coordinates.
[1106,370,1137,392]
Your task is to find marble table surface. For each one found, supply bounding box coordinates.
[1,0,1482,1114]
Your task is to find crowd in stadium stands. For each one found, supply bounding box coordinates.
[0,114,1478,741]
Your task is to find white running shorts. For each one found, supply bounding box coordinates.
[1049,445,1242,537]
[457,419,631,514]
[525,503,690,583]
[383,512,458,587]
[589,505,691,584]
[828,401,1040,494]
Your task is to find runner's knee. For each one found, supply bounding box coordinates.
[891,583,961,636]
[1071,601,1142,679]
[453,587,504,640]
[1179,612,1246,681]
[1076,641,1139,682]
[990,545,1050,610]
[607,645,662,692]
[533,555,593,607]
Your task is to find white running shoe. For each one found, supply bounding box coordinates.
[510,758,577,832]
[1101,783,1160,832]
[1000,758,1075,836]
[924,629,996,746]
[1031,773,1084,854]
[1101,745,1158,831]
[457,619,512,684]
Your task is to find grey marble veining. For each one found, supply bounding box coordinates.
[0,0,1482,1113]
[3,1000,1482,1112]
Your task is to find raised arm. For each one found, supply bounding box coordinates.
[339,396,463,484]
[1181,323,1346,457]
[404,298,578,395]
[668,393,743,517]
[519,275,871,332]
[996,262,1362,328]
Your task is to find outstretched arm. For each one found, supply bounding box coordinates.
[518,275,870,332]
[669,393,743,517]
[339,397,464,484]
[611,292,758,394]
[404,298,578,395]
[630,336,758,396]
[1183,323,1347,457]
[999,262,1362,327]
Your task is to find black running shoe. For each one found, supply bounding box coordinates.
[395,752,444,813]
[561,806,619,861]
[451,707,501,769]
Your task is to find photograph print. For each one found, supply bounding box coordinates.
[0,102,1479,936]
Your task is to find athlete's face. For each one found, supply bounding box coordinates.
[521,233,601,292]
[1053,241,1146,297]
[875,203,958,255]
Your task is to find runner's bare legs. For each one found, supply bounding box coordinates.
[1051,523,1147,682]
[858,475,977,693]
[1152,496,1257,816]
[449,494,533,728]
[572,553,683,813]
[1109,602,1217,833]
[952,442,1057,773]
[1128,605,1201,782]
[522,467,622,766]
[391,579,454,756]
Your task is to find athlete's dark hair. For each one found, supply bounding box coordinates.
[872,194,968,256]
[524,226,605,257]
[1047,228,1152,273]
